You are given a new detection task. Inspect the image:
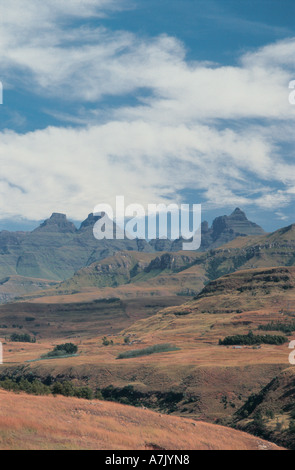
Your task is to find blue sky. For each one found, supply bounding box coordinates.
[1,0,295,232]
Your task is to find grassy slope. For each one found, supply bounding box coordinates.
[0,390,283,450]
[0,295,187,340]
[1,266,294,429]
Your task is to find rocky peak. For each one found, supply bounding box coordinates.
[201,221,209,233]
[200,208,265,250]
[79,213,101,231]
[34,213,77,233]
[229,208,248,220]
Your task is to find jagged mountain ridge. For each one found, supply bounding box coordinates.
[150,208,265,251]
[0,208,264,282]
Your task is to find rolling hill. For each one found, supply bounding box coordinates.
[1,265,293,427]
[0,390,283,450]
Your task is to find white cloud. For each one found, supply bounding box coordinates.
[1,2,295,220]
[0,120,295,220]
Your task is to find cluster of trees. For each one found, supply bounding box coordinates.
[10,333,36,343]
[0,378,50,395]
[219,331,288,346]
[51,381,93,399]
[42,343,78,358]
[0,377,93,400]
[259,321,295,335]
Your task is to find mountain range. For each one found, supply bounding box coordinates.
[0,208,264,284]
[54,218,295,298]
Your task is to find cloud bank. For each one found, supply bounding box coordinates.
[0,0,295,220]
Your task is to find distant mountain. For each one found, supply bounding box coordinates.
[200,208,265,249]
[149,208,265,252]
[0,212,152,282]
[54,220,295,299]
[0,208,264,284]
[58,251,204,294]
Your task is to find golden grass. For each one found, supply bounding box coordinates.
[0,390,283,450]
[1,266,294,426]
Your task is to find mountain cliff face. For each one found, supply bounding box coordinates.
[57,218,295,296]
[201,208,265,249]
[149,208,265,252]
[33,213,77,233]
[0,213,152,281]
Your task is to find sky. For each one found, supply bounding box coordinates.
[1,0,295,232]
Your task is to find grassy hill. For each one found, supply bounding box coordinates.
[1,266,294,426]
[0,295,187,340]
[122,266,295,342]
[57,251,205,294]
[0,389,282,450]
[0,276,58,303]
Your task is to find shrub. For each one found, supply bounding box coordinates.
[102,337,113,346]
[42,343,78,359]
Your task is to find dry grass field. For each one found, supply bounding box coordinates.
[1,265,295,448]
[0,390,284,450]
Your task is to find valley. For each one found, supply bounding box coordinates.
[1,209,295,450]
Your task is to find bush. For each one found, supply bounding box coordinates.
[94,389,104,400]
[42,343,78,358]
[102,337,113,346]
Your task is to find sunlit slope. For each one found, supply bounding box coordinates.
[125,266,295,341]
[0,390,283,450]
